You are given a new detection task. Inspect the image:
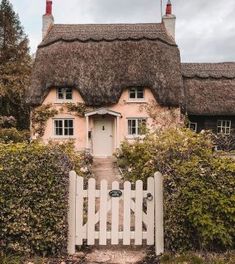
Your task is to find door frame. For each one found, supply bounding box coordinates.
[85,108,121,156]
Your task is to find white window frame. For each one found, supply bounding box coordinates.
[188,121,197,132]
[53,118,74,138]
[127,118,147,136]
[217,120,231,135]
[56,87,73,101]
[128,87,145,101]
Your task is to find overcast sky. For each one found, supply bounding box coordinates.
[10,0,235,62]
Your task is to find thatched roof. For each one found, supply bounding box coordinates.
[182,63,235,79]
[28,23,183,107]
[182,63,235,115]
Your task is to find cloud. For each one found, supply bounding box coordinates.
[9,0,235,62]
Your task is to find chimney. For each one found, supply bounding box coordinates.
[42,0,54,39]
[162,0,176,40]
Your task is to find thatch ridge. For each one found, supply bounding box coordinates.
[39,23,176,47]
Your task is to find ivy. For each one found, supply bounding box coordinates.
[31,104,58,137]
[65,102,88,117]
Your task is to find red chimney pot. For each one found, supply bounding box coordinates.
[166,0,172,15]
[46,0,52,15]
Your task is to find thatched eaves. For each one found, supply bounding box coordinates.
[182,62,235,79]
[28,23,183,107]
[182,63,235,116]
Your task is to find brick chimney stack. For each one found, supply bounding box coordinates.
[162,0,176,40]
[42,0,54,39]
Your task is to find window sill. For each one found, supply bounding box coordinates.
[55,100,73,104]
[125,99,146,104]
[125,135,146,140]
[50,136,76,139]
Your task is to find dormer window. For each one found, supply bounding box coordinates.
[57,88,73,100]
[129,87,144,100]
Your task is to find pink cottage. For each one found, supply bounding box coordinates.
[27,0,235,156]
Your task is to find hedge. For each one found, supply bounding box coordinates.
[0,142,92,256]
[117,128,235,251]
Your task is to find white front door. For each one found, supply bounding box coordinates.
[93,116,113,157]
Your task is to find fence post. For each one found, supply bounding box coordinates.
[67,171,76,255]
[154,172,164,256]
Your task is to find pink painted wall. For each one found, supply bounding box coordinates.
[33,87,181,153]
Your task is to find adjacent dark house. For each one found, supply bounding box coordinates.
[182,63,235,135]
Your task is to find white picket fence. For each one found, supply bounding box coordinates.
[67,171,164,256]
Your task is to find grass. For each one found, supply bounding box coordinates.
[140,250,235,264]
[1,251,235,264]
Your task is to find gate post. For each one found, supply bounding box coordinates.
[154,172,164,256]
[68,171,76,255]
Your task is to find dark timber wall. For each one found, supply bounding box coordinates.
[188,116,235,134]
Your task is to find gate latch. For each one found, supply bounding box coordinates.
[109,190,122,198]
[146,193,153,201]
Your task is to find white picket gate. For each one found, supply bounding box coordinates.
[67,171,164,256]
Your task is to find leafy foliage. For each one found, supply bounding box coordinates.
[212,133,235,152]
[0,128,29,143]
[31,104,58,137]
[0,0,31,129]
[0,142,92,256]
[117,128,235,251]
[65,102,87,117]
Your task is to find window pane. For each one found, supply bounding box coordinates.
[137,87,144,98]
[54,120,63,135]
[65,88,72,100]
[128,119,137,135]
[68,120,73,128]
[64,120,69,128]
[64,120,73,136]
[138,119,146,135]
[64,128,69,136]
[57,88,64,99]
[68,128,74,136]
[129,88,136,99]
[128,120,132,134]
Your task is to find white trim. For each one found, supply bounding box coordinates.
[217,120,232,135]
[128,87,145,100]
[85,108,121,117]
[188,121,197,132]
[127,117,147,136]
[55,99,73,104]
[52,118,75,138]
[56,87,73,101]
[126,99,146,103]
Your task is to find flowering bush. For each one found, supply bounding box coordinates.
[117,128,235,251]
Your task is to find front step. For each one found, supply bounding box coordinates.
[84,246,146,264]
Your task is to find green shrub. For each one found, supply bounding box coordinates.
[0,143,73,256]
[117,128,235,251]
[0,128,30,143]
[212,133,235,152]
